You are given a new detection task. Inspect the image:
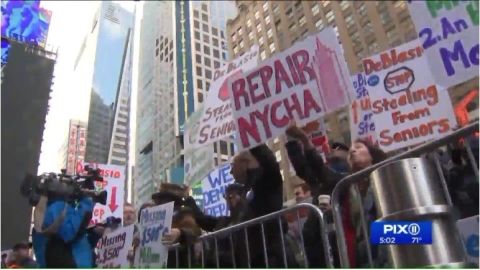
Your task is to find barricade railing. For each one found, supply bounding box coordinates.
[331,121,479,268]
[167,203,333,268]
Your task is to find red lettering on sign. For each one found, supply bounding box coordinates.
[363,46,424,75]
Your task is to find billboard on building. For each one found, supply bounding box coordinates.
[1,38,10,67]
[1,0,52,47]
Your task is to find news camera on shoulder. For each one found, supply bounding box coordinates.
[20,165,108,207]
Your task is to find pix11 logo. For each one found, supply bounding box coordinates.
[370,221,432,245]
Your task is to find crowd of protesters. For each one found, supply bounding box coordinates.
[4,123,478,268]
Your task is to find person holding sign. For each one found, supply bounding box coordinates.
[176,144,289,267]
[151,183,203,268]
[285,123,388,267]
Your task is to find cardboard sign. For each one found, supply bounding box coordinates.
[456,215,479,266]
[135,202,174,268]
[202,164,234,217]
[228,28,353,150]
[349,73,378,145]
[408,1,479,88]
[185,46,259,150]
[362,39,457,152]
[96,225,134,268]
[184,105,215,186]
[78,162,126,226]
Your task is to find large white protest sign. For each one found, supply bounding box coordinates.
[135,202,174,268]
[185,46,259,150]
[184,105,215,186]
[228,28,353,150]
[349,73,377,145]
[78,162,125,226]
[362,39,457,152]
[408,1,479,88]
[96,224,134,268]
[456,215,479,266]
[202,163,234,217]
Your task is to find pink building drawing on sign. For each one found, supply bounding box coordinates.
[312,37,349,112]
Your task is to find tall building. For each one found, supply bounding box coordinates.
[134,1,237,207]
[1,40,56,249]
[226,0,477,200]
[58,120,87,174]
[74,2,134,167]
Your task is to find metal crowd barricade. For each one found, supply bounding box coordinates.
[167,203,333,268]
[331,121,479,268]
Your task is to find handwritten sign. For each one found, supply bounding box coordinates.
[184,105,215,186]
[202,164,234,217]
[185,46,259,150]
[228,28,353,150]
[408,0,479,88]
[363,39,457,152]
[97,225,134,268]
[78,162,125,226]
[349,73,377,145]
[135,202,174,268]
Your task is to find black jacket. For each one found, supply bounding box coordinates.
[286,141,346,268]
[187,144,290,267]
[285,141,345,202]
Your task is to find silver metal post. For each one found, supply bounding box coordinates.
[433,152,453,205]
[296,209,309,267]
[278,217,288,267]
[187,245,192,268]
[175,246,179,268]
[214,237,219,268]
[463,139,479,178]
[353,185,374,267]
[244,228,251,268]
[201,241,205,268]
[318,212,334,268]
[260,222,269,267]
[229,233,236,267]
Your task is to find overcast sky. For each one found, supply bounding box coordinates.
[38,1,140,193]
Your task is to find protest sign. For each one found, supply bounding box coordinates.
[408,1,479,88]
[202,163,234,217]
[185,46,259,150]
[135,202,174,268]
[228,27,353,150]
[362,39,457,152]
[78,162,125,226]
[96,224,134,268]
[349,73,377,145]
[184,105,215,186]
[302,118,330,155]
[456,215,479,266]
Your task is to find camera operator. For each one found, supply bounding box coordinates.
[22,169,106,268]
[31,194,95,268]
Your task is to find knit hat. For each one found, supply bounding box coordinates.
[318,195,331,205]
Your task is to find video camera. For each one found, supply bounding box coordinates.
[20,165,108,207]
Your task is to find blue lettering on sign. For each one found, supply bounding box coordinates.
[358,113,375,136]
[440,40,479,76]
[204,203,227,216]
[141,224,168,246]
[371,221,432,245]
[203,185,227,205]
[207,164,234,189]
[352,73,369,99]
[367,75,379,87]
[466,234,479,257]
